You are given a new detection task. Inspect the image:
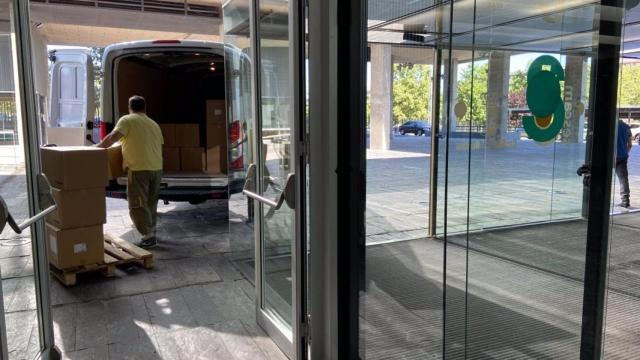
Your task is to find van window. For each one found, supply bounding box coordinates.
[58,64,85,126]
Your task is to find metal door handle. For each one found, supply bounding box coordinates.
[0,174,58,234]
[242,163,295,210]
[577,164,591,186]
[243,189,283,208]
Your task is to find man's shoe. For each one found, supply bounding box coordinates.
[137,236,158,249]
[619,202,630,208]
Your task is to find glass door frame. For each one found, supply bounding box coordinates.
[5,1,59,359]
[333,0,627,358]
[247,0,308,358]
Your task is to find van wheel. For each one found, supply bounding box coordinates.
[400,130,405,135]
[636,134,640,145]
[418,130,424,136]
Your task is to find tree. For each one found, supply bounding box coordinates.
[392,64,431,124]
[508,69,527,109]
[618,63,640,106]
[90,47,104,118]
[456,62,488,125]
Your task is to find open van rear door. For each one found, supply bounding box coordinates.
[47,48,95,146]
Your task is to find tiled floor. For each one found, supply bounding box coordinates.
[46,196,286,360]
[0,168,286,360]
[360,214,640,359]
[2,134,640,358]
[366,135,640,242]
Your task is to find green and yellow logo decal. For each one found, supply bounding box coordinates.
[523,55,565,142]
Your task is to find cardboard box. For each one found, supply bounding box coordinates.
[206,100,226,124]
[175,124,200,147]
[107,145,125,180]
[206,146,227,174]
[180,147,205,171]
[206,123,227,148]
[163,146,180,171]
[46,223,104,269]
[41,147,108,190]
[159,124,176,146]
[47,188,106,229]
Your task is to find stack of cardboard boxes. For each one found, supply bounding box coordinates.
[41,147,109,269]
[205,100,228,174]
[158,99,227,174]
[160,123,205,171]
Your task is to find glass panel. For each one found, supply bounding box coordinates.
[457,0,603,357]
[58,103,83,125]
[361,0,625,358]
[603,2,640,357]
[257,0,294,330]
[222,0,256,292]
[361,2,441,358]
[1,1,43,358]
[59,66,77,100]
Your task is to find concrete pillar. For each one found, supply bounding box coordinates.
[370,44,392,151]
[443,58,458,132]
[562,55,587,143]
[486,51,510,148]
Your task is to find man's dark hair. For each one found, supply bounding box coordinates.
[129,95,146,112]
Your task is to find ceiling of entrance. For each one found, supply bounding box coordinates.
[368,0,640,59]
[29,0,222,47]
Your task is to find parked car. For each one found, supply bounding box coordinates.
[398,120,431,136]
[630,123,640,145]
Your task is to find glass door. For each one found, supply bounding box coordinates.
[242,0,307,358]
[0,0,58,359]
[357,0,626,358]
[437,0,625,358]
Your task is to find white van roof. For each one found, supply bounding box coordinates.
[104,40,224,54]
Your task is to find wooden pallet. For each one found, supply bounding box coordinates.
[50,233,154,286]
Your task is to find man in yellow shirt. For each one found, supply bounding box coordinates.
[97,95,163,248]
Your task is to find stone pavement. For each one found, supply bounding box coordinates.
[366,134,640,243]
[0,168,285,360]
[2,134,640,358]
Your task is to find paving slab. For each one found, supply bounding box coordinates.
[143,289,197,333]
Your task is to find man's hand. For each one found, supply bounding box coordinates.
[96,130,123,148]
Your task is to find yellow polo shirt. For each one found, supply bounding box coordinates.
[114,113,163,171]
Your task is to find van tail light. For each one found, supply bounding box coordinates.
[230,156,244,170]
[230,121,241,144]
[229,120,244,170]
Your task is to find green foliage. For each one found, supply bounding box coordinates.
[618,63,640,106]
[456,62,488,125]
[90,47,104,117]
[392,64,431,124]
[509,70,527,94]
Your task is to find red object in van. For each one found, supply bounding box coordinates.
[99,120,107,140]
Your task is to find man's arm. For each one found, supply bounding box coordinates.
[96,130,123,148]
[628,130,633,152]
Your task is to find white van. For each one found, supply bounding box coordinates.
[48,40,251,203]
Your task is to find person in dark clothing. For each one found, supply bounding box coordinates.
[616,119,633,208]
